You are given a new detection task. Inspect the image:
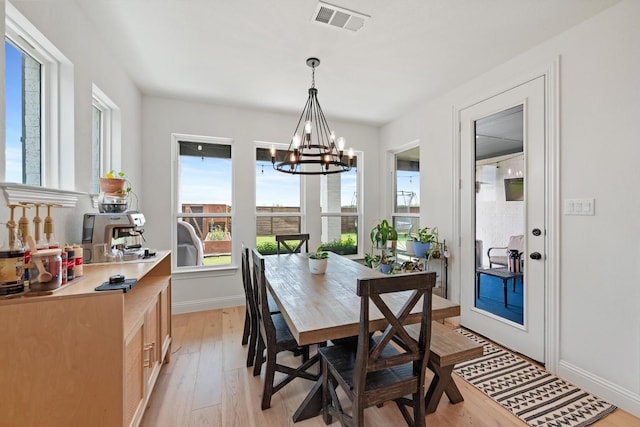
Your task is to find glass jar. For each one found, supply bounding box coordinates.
[28,249,62,291]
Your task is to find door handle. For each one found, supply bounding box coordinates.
[529,252,542,260]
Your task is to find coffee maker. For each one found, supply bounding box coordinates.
[81,212,145,263]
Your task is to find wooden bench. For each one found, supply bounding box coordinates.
[407,321,484,414]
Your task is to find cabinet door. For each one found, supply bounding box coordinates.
[144,297,161,393]
[159,282,172,362]
[124,322,145,427]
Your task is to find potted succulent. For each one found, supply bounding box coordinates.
[370,219,398,250]
[413,226,438,258]
[308,246,329,274]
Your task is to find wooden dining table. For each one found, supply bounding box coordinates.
[263,251,461,422]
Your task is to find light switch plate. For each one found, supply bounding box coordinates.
[564,198,595,215]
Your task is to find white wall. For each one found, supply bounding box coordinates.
[380,0,640,416]
[0,1,142,244]
[141,96,380,313]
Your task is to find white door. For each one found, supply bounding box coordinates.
[459,76,546,363]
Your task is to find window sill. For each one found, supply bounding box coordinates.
[172,264,239,278]
[0,183,84,207]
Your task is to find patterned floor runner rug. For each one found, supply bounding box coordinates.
[454,329,617,427]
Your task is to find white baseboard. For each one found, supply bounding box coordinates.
[172,295,245,314]
[557,360,640,417]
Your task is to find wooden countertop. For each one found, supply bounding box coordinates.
[0,250,171,305]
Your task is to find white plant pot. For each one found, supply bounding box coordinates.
[308,257,328,274]
[405,240,415,256]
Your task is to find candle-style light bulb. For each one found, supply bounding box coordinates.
[348,147,354,158]
[330,131,336,142]
[304,121,312,135]
[270,145,276,164]
[292,134,301,149]
[337,137,345,151]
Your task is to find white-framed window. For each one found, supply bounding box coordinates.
[255,143,303,254]
[91,85,120,193]
[320,153,362,257]
[4,2,74,188]
[391,145,420,251]
[172,134,234,270]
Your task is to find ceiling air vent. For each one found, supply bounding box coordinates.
[312,1,369,32]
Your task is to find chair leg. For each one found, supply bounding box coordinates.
[261,348,277,410]
[246,315,258,367]
[241,310,250,345]
[413,390,425,427]
[353,400,364,427]
[253,335,265,376]
[321,359,333,425]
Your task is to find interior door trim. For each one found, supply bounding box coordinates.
[451,57,560,373]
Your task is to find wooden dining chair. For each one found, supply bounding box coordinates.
[251,249,320,410]
[241,244,280,367]
[319,271,436,427]
[275,233,310,254]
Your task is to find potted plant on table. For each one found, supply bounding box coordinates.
[308,247,329,274]
[413,226,438,258]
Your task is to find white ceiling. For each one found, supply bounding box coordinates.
[74,0,618,126]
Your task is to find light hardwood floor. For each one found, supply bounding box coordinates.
[141,307,639,427]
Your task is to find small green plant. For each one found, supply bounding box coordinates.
[256,241,278,255]
[370,219,398,248]
[319,236,357,255]
[364,253,381,268]
[309,246,329,260]
[416,226,438,244]
[206,225,230,241]
[105,170,126,179]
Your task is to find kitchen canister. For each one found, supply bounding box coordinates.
[28,249,62,291]
[0,248,25,295]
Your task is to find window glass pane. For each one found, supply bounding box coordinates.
[256,147,300,210]
[321,157,358,213]
[320,216,358,255]
[394,148,420,213]
[179,141,231,208]
[320,156,359,254]
[91,105,102,193]
[177,215,232,267]
[5,39,41,184]
[177,140,232,267]
[256,216,302,255]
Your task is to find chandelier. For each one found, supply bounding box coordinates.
[272,57,353,175]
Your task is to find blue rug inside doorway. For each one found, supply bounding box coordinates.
[474,274,523,324]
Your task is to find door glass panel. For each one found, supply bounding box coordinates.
[475,105,525,325]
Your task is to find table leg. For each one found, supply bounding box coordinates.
[425,361,463,414]
[292,379,323,422]
[503,278,508,307]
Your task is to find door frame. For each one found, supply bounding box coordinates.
[451,58,560,372]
